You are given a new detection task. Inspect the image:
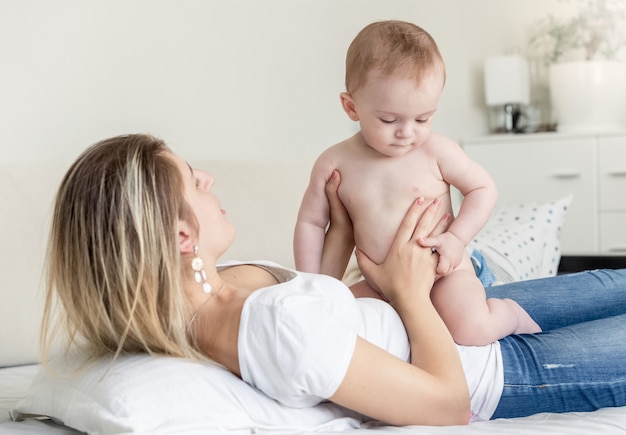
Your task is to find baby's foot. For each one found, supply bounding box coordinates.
[510,299,542,334]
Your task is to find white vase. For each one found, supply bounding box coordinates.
[549,61,626,133]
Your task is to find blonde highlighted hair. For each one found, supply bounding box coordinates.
[345,20,445,94]
[41,134,203,364]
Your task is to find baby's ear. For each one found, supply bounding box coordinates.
[340,92,359,121]
[177,220,195,254]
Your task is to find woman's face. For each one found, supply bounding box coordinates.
[169,152,235,262]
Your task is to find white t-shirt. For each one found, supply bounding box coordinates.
[234,260,502,422]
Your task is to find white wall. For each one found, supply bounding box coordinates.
[0,0,614,163]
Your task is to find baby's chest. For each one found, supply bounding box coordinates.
[338,158,442,208]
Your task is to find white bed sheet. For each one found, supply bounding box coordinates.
[2,364,626,434]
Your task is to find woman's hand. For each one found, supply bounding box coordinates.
[325,170,353,239]
[329,197,469,426]
[320,170,355,280]
[356,198,449,306]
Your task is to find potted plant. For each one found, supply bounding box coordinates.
[527,0,626,133]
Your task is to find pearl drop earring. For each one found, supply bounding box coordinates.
[191,246,212,294]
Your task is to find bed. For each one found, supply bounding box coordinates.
[2,159,626,434]
[3,357,626,434]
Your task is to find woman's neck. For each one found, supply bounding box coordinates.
[186,263,280,375]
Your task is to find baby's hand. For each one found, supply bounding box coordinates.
[418,231,464,276]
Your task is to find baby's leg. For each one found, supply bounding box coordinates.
[431,265,541,346]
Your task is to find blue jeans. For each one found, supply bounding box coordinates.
[485,269,626,419]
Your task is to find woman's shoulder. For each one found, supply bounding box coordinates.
[218,260,296,284]
[225,260,355,312]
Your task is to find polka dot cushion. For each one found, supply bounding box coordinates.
[469,195,573,284]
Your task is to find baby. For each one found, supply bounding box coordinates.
[294,20,540,345]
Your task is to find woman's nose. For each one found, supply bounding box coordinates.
[198,171,215,189]
[205,173,216,188]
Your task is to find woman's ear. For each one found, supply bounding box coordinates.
[177,220,196,254]
[340,92,359,121]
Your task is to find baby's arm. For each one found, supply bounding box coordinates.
[420,136,497,275]
[294,158,335,273]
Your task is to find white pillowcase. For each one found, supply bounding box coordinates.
[469,195,573,284]
[12,353,363,434]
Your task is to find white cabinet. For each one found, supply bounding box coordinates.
[598,136,626,254]
[462,132,626,256]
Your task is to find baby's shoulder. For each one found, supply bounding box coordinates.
[424,132,460,149]
[421,133,466,161]
[322,135,360,157]
[313,136,361,169]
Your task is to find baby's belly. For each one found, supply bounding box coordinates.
[351,194,452,265]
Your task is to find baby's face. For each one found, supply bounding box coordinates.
[352,69,444,157]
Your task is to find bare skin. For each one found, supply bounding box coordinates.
[294,69,541,345]
[174,153,470,426]
[328,172,469,425]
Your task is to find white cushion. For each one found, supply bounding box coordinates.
[469,195,573,283]
[12,353,362,434]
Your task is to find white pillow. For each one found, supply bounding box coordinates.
[12,353,362,434]
[469,195,573,284]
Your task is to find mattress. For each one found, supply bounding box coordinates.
[2,364,626,434]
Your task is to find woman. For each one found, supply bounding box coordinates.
[41,134,626,426]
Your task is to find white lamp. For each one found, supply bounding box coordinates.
[484,55,530,133]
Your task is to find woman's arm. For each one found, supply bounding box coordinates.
[329,198,470,426]
[320,170,355,280]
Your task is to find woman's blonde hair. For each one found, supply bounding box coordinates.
[345,20,445,94]
[41,134,203,363]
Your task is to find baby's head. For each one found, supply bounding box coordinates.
[345,20,445,95]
